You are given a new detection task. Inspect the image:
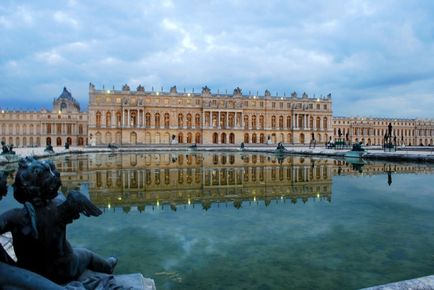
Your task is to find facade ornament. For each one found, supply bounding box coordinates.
[202,86,211,95]
[89,82,95,91]
[122,84,130,91]
[170,85,177,94]
[264,90,271,97]
[302,92,308,98]
[233,87,242,96]
[291,91,297,98]
[137,85,144,92]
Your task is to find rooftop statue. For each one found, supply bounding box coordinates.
[137,85,145,92]
[0,157,118,285]
[233,87,242,96]
[291,91,297,98]
[201,86,211,95]
[122,84,130,91]
[264,90,271,97]
[170,85,177,94]
[302,92,308,98]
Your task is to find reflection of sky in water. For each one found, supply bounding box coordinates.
[2,154,434,289]
[63,174,434,290]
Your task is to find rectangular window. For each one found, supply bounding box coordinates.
[272,102,276,108]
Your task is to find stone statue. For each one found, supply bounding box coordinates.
[64,142,70,149]
[264,90,271,97]
[8,144,15,155]
[136,85,144,92]
[1,141,9,155]
[302,92,308,98]
[233,87,242,96]
[122,84,130,91]
[201,86,211,95]
[0,157,117,285]
[291,91,297,98]
[45,144,54,153]
[170,85,177,94]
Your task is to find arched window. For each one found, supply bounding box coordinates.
[323,117,328,129]
[145,113,151,127]
[260,133,265,143]
[309,116,314,129]
[229,133,235,144]
[178,132,184,143]
[259,115,264,129]
[279,116,284,129]
[298,115,303,128]
[130,111,137,127]
[228,113,235,128]
[251,115,257,129]
[195,132,201,144]
[96,112,102,127]
[244,115,249,129]
[187,132,193,143]
[178,114,184,128]
[213,132,218,144]
[116,111,122,127]
[244,133,249,143]
[271,116,276,129]
[287,116,291,128]
[155,113,160,128]
[252,133,257,143]
[316,117,321,129]
[221,133,227,144]
[164,113,170,128]
[106,112,111,127]
[187,114,192,128]
[195,114,201,128]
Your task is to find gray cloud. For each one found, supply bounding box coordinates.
[0,0,433,117]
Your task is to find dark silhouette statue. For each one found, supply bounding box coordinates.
[45,144,55,153]
[0,157,117,286]
[1,141,15,155]
[1,141,9,155]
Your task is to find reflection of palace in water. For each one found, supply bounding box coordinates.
[52,153,434,211]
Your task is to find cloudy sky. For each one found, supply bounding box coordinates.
[1,0,434,118]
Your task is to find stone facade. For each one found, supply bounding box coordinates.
[88,84,333,146]
[333,117,434,146]
[1,84,434,148]
[0,87,88,147]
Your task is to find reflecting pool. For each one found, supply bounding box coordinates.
[2,152,434,290]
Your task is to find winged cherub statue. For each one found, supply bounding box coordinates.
[0,157,117,285]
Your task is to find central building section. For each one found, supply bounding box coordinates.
[88,83,332,145]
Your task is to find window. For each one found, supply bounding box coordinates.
[96,112,101,127]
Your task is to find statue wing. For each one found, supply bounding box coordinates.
[58,190,102,224]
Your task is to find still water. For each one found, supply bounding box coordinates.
[2,152,434,289]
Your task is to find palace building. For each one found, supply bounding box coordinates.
[0,87,87,147]
[1,84,433,147]
[88,83,333,145]
[333,116,434,146]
